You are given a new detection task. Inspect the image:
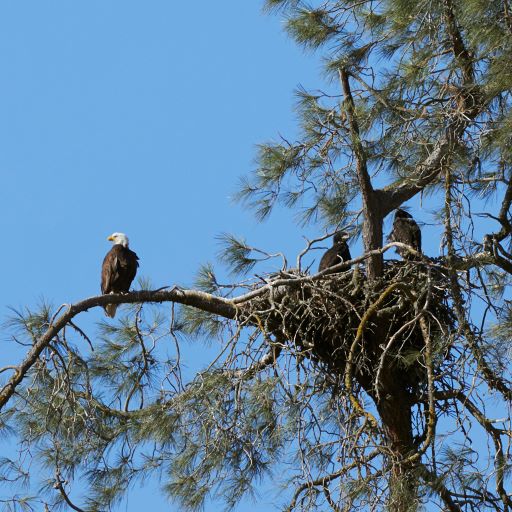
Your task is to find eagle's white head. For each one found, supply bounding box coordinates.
[107,232,129,247]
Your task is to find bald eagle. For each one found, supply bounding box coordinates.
[389,209,421,260]
[101,232,139,317]
[318,231,352,272]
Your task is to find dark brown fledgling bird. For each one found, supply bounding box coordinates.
[318,231,352,272]
[389,209,422,260]
[101,232,139,317]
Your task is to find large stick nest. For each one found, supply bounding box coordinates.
[245,261,455,396]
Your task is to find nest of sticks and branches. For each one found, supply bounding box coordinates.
[244,260,455,398]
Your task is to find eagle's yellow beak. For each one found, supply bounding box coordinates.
[107,235,114,241]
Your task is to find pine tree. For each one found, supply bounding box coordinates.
[1,1,512,511]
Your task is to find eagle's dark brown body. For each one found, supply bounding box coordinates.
[101,244,139,317]
[389,209,421,259]
[318,232,351,272]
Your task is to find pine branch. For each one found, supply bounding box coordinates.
[418,464,462,512]
[0,288,236,412]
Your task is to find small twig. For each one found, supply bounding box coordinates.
[68,320,94,351]
[53,471,86,512]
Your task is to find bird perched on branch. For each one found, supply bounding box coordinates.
[389,209,422,260]
[101,232,139,317]
[318,231,351,272]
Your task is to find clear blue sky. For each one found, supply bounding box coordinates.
[0,1,501,511]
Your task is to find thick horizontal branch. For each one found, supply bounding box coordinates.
[380,130,456,215]
[0,288,236,412]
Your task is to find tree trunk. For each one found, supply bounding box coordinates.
[376,384,418,512]
[362,192,384,279]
